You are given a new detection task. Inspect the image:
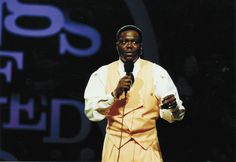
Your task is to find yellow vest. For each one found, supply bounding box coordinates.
[105,59,161,150]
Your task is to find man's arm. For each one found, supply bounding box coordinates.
[160,94,185,123]
[84,68,115,122]
[154,65,185,123]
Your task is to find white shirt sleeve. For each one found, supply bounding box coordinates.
[153,64,185,123]
[84,66,115,122]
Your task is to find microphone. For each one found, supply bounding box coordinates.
[124,60,134,95]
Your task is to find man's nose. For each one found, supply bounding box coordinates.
[126,41,133,48]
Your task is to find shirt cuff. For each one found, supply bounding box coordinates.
[107,92,116,105]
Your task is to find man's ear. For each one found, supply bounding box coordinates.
[140,45,143,55]
[116,43,120,54]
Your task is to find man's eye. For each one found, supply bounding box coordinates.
[119,40,139,45]
[120,41,127,44]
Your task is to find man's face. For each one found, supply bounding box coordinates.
[117,30,142,62]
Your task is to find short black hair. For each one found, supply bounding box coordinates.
[116,25,143,42]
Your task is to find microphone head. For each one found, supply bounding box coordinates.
[124,60,134,73]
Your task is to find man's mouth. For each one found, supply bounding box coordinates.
[124,52,133,56]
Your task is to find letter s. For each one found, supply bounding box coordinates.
[4,0,64,37]
[60,18,101,57]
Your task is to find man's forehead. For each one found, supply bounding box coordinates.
[119,30,140,38]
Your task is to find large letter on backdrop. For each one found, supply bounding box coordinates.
[43,99,91,143]
[3,94,47,130]
[4,0,64,37]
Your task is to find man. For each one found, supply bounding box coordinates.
[84,25,185,162]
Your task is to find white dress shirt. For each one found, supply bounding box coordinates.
[84,58,185,123]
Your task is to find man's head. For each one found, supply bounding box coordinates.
[116,25,143,63]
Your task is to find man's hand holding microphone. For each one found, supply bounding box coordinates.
[112,60,134,99]
[112,74,133,99]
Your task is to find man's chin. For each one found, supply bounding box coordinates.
[119,53,139,62]
[123,56,140,63]
[124,56,134,61]
[125,55,133,59]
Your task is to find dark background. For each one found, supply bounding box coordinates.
[0,0,235,161]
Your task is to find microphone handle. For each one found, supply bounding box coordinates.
[124,90,128,97]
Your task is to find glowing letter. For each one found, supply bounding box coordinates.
[44,99,91,143]
[0,51,23,83]
[4,0,64,37]
[3,94,46,130]
[60,18,101,57]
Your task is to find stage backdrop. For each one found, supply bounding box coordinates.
[0,0,234,161]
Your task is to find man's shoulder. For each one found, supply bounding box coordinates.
[93,65,107,75]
